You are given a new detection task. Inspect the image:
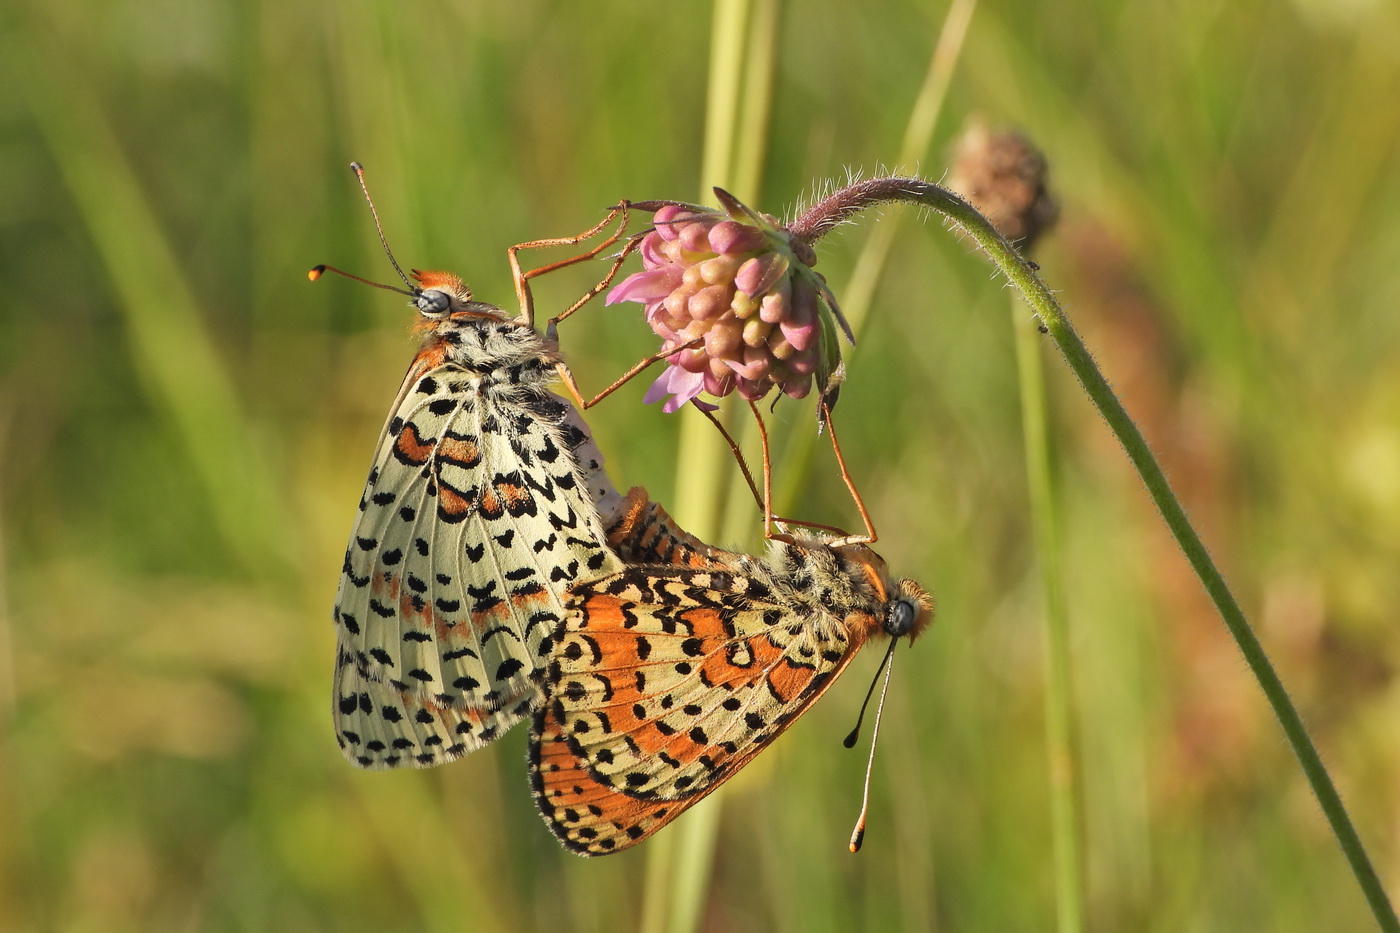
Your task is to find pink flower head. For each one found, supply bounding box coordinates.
[607,188,851,415]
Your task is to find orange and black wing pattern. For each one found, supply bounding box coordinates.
[529,539,912,855]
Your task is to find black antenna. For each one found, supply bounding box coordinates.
[349,161,414,289]
[847,643,898,853]
[843,637,899,749]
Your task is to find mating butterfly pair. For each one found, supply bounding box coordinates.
[320,168,932,854]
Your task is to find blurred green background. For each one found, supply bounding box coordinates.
[3,0,1399,930]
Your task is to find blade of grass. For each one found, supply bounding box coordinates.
[642,3,777,932]
[668,0,754,546]
[1013,299,1085,933]
[17,22,298,583]
[841,0,979,335]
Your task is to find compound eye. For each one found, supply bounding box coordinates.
[884,597,918,637]
[416,290,451,317]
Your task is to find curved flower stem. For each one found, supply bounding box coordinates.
[793,177,1399,933]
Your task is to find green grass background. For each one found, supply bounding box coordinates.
[3,0,1399,930]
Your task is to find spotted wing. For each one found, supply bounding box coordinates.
[603,486,734,569]
[559,401,626,530]
[528,564,871,855]
[333,364,622,769]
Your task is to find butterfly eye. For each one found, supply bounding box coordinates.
[416,289,452,317]
[884,597,918,637]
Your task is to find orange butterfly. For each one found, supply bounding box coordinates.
[529,489,932,855]
[530,241,934,853]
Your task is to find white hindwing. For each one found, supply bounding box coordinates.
[333,359,623,769]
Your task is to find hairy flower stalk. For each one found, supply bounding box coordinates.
[607,189,850,413]
[776,173,1396,933]
[601,170,1396,929]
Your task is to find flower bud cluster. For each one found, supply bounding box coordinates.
[607,194,838,413]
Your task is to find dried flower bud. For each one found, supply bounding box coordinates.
[607,189,851,414]
[947,120,1058,253]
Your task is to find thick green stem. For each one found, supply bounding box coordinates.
[795,177,1397,932]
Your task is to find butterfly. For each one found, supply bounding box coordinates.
[321,164,642,769]
[528,505,933,855]
[329,268,642,769]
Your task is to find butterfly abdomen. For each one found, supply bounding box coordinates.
[604,488,733,569]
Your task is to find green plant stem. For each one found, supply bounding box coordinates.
[795,177,1398,933]
[642,3,777,933]
[1012,299,1084,933]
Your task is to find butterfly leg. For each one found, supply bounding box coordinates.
[553,336,706,411]
[749,402,802,544]
[509,202,635,329]
[745,401,876,544]
[535,199,719,339]
[696,404,850,539]
[816,401,878,546]
[542,228,649,342]
[698,405,764,514]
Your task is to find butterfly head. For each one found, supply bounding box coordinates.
[410,270,507,323]
[804,541,935,644]
[883,577,934,642]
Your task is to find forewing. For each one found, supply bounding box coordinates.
[529,565,869,855]
[333,365,622,769]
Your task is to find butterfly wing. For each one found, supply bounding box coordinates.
[604,487,733,569]
[333,361,622,769]
[559,400,626,530]
[528,562,874,855]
